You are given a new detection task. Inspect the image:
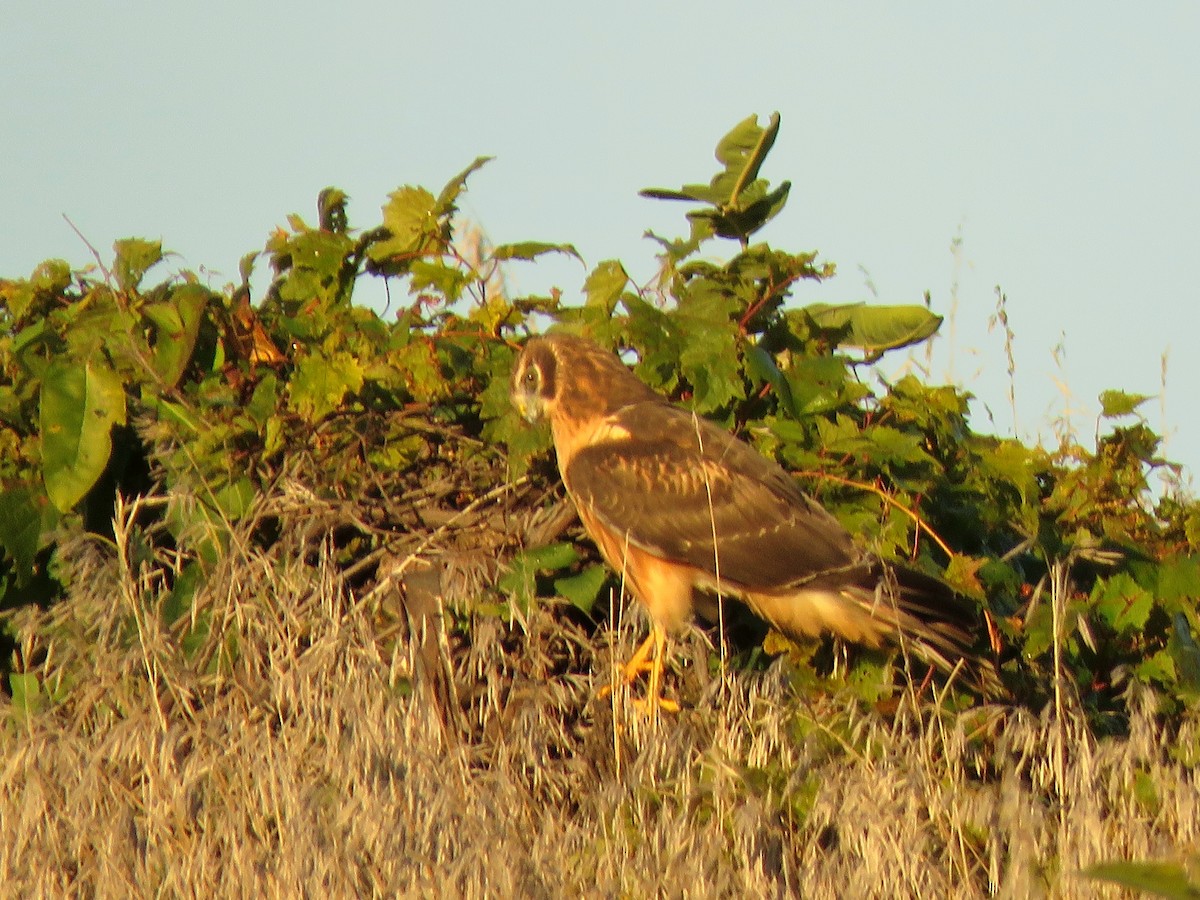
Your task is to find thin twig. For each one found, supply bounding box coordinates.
[349,477,527,603]
[795,470,955,559]
[62,214,114,285]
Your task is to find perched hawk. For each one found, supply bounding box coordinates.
[510,333,1000,709]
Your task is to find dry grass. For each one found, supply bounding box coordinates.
[1,494,1198,898]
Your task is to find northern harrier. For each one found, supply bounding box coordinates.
[510,332,1000,710]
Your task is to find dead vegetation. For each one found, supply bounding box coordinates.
[1,487,1198,898]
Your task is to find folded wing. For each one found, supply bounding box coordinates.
[563,401,862,591]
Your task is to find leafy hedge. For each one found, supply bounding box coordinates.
[1,113,1199,723]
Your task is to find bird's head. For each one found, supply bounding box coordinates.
[511,333,662,427]
[510,336,559,424]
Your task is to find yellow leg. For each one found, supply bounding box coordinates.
[599,623,679,713]
[621,630,658,680]
[639,624,680,714]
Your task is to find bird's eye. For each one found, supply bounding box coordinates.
[523,369,538,387]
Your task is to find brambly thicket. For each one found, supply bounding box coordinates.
[1,114,1198,896]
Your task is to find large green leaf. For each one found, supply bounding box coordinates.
[800,303,943,357]
[39,359,127,512]
[641,112,781,209]
[368,186,439,263]
[674,282,743,412]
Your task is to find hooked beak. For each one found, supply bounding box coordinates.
[512,392,538,424]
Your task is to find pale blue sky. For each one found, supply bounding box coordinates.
[3,3,1198,486]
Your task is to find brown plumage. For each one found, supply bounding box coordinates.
[510,332,1001,707]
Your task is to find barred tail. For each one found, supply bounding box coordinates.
[747,562,1004,698]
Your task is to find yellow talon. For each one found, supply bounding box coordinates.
[598,624,679,713]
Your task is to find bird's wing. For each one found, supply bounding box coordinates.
[563,400,860,590]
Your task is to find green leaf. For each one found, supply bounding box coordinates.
[435,156,493,217]
[670,281,744,412]
[1022,601,1055,661]
[162,560,203,625]
[681,341,742,412]
[554,565,609,615]
[1099,389,1152,419]
[9,673,45,720]
[491,241,581,263]
[975,439,1039,505]
[144,284,209,388]
[1,279,36,322]
[697,181,791,242]
[31,258,72,294]
[390,340,447,403]
[318,186,349,233]
[715,111,781,206]
[523,542,579,571]
[802,303,942,357]
[1133,770,1161,813]
[113,238,163,291]
[246,375,279,429]
[785,355,855,417]
[152,397,204,436]
[181,609,212,661]
[583,260,629,313]
[499,542,580,614]
[238,251,257,286]
[40,359,127,512]
[410,260,471,302]
[1186,508,1200,553]
[1157,554,1200,603]
[213,476,256,520]
[287,229,354,281]
[369,186,439,262]
[744,344,797,417]
[640,113,786,245]
[288,350,366,422]
[0,485,59,586]
[1136,649,1176,688]
[862,425,930,467]
[1170,613,1200,695]
[1084,860,1200,899]
[1091,573,1154,636]
[640,185,714,203]
[642,113,781,210]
